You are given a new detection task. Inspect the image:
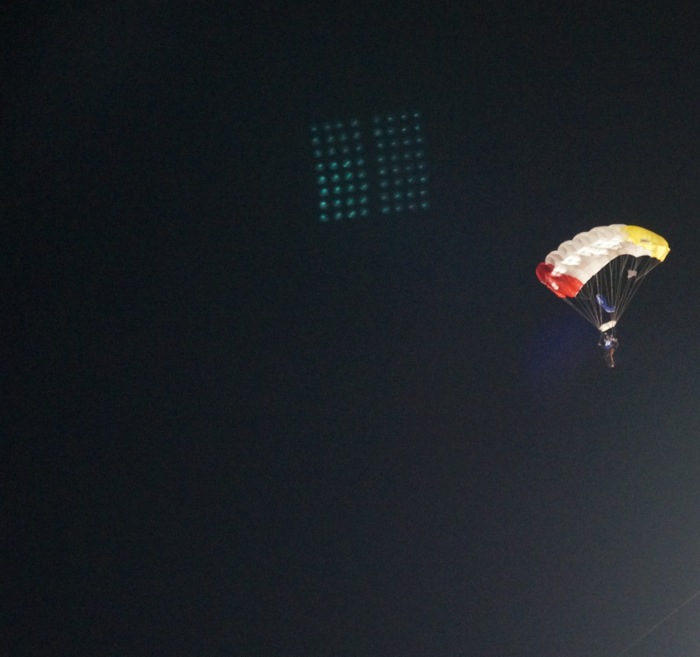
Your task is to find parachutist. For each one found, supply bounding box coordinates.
[537,224,669,367]
[599,330,619,368]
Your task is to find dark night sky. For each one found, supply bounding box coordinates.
[5,3,700,656]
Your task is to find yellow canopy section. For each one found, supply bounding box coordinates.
[623,225,670,262]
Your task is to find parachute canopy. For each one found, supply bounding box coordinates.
[536,224,669,331]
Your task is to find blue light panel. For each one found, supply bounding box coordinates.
[310,111,429,221]
[372,111,429,216]
[310,119,370,222]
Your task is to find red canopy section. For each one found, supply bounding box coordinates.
[535,262,584,299]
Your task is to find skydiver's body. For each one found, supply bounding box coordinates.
[598,329,619,368]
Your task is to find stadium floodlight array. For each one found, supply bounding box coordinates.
[310,119,370,222]
[372,112,429,216]
[310,111,429,221]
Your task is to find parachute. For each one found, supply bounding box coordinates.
[536,224,669,366]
